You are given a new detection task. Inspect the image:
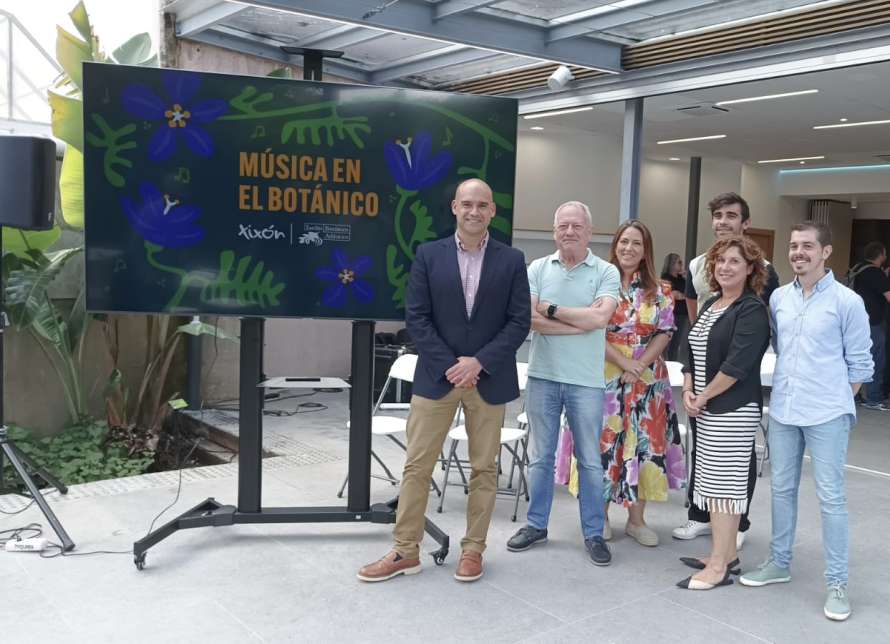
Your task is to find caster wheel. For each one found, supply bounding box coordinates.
[431,550,448,566]
[134,554,146,570]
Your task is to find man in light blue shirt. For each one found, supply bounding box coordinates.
[506,201,619,565]
[740,221,872,623]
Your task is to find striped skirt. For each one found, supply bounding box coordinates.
[692,402,760,515]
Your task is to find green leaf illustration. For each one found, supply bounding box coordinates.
[493,191,513,209]
[386,245,408,310]
[489,215,512,236]
[84,114,137,188]
[201,250,286,308]
[408,200,437,250]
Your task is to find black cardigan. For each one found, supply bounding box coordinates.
[682,290,770,414]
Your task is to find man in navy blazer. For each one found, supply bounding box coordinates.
[358,178,531,584]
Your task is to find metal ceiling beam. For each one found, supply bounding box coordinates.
[238,0,624,72]
[547,0,718,43]
[515,25,890,110]
[183,25,373,83]
[176,1,249,38]
[370,45,501,83]
[297,24,387,50]
[434,0,500,21]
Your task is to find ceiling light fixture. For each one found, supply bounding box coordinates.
[840,118,848,122]
[779,163,890,174]
[669,157,681,161]
[656,134,726,145]
[530,126,544,131]
[757,155,825,164]
[813,119,890,129]
[523,106,593,120]
[715,89,818,106]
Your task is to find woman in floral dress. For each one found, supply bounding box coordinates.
[601,220,685,546]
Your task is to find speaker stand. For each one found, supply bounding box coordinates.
[0,309,74,550]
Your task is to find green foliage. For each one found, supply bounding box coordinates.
[1,226,61,258]
[2,248,88,422]
[267,67,293,79]
[3,422,154,487]
[52,1,156,226]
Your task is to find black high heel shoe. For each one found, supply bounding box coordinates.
[679,557,740,575]
[676,568,734,590]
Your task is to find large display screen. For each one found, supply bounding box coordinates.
[83,63,517,320]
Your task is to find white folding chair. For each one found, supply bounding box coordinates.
[337,353,442,496]
[436,362,531,520]
[437,425,529,521]
[665,360,691,494]
[758,352,776,476]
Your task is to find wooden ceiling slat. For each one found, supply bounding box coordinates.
[445,0,890,95]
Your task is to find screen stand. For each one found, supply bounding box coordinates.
[132,317,449,570]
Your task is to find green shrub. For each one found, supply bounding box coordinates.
[3,421,154,487]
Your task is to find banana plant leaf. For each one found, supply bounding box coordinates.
[59,146,85,229]
[4,247,83,329]
[1,226,61,259]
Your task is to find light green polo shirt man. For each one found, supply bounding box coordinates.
[527,249,620,388]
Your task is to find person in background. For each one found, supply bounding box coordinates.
[661,252,689,362]
[601,222,685,547]
[678,236,770,590]
[674,192,778,548]
[848,241,890,411]
[740,222,872,622]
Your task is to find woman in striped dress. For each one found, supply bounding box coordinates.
[678,236,770,590]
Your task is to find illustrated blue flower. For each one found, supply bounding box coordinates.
[121,182,204,248]
[384,131,453,191]
[315,249,374,308]
[122,71,228,161]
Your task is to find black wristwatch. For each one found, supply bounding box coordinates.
[546,303,558,319]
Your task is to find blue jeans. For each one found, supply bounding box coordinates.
[865,323,886,404]
[525,377,606,540]
[768,414,851,586]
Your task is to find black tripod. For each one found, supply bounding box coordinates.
[0,228,75,551]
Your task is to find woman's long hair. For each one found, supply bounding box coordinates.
[609,220,659,302]
[661,252,681,280]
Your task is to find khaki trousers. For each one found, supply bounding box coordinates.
[393,387,505,558]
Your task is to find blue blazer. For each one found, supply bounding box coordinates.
[406,236,531,405]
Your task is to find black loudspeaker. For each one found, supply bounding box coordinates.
[0,135,56,230]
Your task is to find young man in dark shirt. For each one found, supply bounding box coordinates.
[675,192,779,549]
[850,241,890,410]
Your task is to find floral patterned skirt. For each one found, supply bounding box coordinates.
[600,357,686,505]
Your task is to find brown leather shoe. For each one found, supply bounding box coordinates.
[357,550,421,582]
[454,550,483,582]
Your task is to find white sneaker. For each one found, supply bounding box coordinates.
[672,520,711,540]
[737,530,747,550]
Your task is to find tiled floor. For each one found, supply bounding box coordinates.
[1,390,887,643]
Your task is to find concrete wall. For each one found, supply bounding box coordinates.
[854,201,890,219]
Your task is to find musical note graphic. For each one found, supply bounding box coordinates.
[113,258,127,273]
[102,87,110,104]
[250,125,266,139]
[442,126,454,147]
[174,167,190,183]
